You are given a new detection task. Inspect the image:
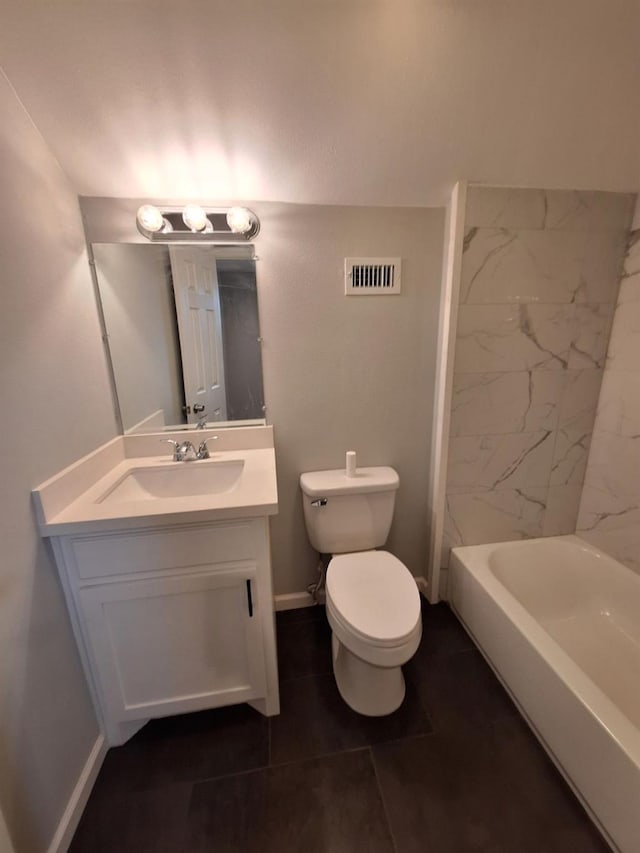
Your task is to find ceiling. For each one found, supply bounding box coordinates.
[1,0,639,206]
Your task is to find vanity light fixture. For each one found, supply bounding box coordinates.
[136,204,172,235]
[226,206,255,234]
[182,204,210,233]
[136,204,260,242]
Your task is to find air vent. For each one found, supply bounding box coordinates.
[345,258,402,295]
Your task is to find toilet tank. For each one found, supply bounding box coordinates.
[299,466,399,554]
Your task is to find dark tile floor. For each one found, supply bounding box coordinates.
[70,601,609,852]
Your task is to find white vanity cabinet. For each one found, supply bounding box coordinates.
[51,516,279,746]
[33,427,281,747]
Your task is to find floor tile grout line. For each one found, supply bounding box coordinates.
[267,743,372,773]
[100,701,441,798]
[185,744,376,792]
[191,758,275,789]
[128,718,535,801]
[97,760,274,799]
[118,733,441,798]
[368,746,399,853]
[267,733,437,775]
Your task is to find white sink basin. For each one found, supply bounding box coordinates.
[97,459,245,504]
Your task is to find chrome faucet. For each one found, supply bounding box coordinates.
[197,436,218,459]
[161,437,218,461]
[161,439,197,461]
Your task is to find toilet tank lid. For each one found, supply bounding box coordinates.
[300,466,399,497]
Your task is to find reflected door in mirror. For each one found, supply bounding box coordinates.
[170,248,226,423]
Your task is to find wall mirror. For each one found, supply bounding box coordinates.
[92,242,265,433]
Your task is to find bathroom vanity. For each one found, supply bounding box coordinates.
[33,426,279,746]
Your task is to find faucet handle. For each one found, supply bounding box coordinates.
[160,439,180,461]
[178,440,197,461]
[197,436,219,459]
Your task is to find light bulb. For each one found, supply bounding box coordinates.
[226,206,253,234]
[182,204,208,232]
[136,204,164,233]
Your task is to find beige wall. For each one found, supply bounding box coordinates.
[0,72,117,851]
[82,198,445,594]
[257,203,444,592]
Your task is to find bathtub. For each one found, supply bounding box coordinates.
[449,535,640,853]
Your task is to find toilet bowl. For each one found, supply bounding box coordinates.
[326,550,422,715]
[299,465,422,716]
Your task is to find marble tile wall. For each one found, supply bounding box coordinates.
[576,200,640,574]
[443,187,635,564]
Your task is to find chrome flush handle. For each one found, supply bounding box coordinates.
[310,498,328,508]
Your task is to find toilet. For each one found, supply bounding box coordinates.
[299,465,422,716]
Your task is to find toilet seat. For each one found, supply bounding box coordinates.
[326,550,421,653]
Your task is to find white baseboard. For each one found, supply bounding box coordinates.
[415,575,429,597]
[276,575,430,612]
[46,734,107,853]
[274,591,316,611]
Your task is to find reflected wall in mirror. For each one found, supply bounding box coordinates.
[93,244,265,433]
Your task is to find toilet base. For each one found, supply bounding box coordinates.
[331,634,406,716]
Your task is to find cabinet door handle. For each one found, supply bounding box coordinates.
[246,579,253,617]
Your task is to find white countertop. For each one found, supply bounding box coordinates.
[33,427,278,535]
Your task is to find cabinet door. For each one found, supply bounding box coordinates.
[79,567,266,723]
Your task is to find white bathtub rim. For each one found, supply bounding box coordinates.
[450,534,640,772]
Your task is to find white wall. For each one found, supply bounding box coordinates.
[577,198,640,570]
[0,71,117,851]
[81,197,445,594]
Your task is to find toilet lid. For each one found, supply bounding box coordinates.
[327,551,421,646]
